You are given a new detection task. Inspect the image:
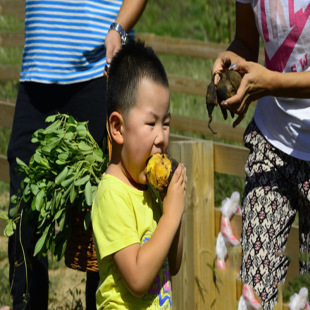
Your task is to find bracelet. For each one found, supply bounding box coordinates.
[109,22,127,45]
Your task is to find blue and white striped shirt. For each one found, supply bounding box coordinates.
[20,0,132,84]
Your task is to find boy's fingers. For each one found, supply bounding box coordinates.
[171,164,186,184]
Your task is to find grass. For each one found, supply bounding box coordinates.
[135,0,235,42]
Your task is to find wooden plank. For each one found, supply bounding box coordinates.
[170,141,216,309]
[137,33,265,65]
[0,66,210,96]
[0,32,24,47]
[214,142,249,177]
[0,65,20,81]
[0,64,210,97]
[0,100,15,129]
[191,141,215,309]
[274,287,283,310]
[214,207,241,310]
[0,154,9,183]
[0,0,25,21]
[285,224,299,282]
[168,74,208,97]
[0,218,5,236]
[171,114,244,143]
[169,141,195,310]
[137,33,229,60]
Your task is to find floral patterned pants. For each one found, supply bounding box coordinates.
[240,120,310,310]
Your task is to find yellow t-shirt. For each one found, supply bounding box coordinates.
[92,174,172,310]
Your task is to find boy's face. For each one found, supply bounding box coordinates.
[121,78,171,188]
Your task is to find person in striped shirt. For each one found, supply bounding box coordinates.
[7,1,147,309]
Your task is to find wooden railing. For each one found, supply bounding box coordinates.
[0,1,300,309]
[168,137,298,310]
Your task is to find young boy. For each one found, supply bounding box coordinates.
[91,40,187,309]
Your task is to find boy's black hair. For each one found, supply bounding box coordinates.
[107,39,169,118]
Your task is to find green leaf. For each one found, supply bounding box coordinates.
[85,181,92,206]
[64,132,74,141]
[61,184,72,204]
[54,234,68,261]
[44,118,62,132]
[40,207,47,218]
[56,191,62,208]
[93,149,104,161]
[41,139,61,154]
[58,212,66,231]
[78,141,92,151]
[9,204,19,218]
[0,212,9,221]
[68,115,77,124]
[58,152,69,161]
[10,194,18,205]
[54,208,64,220]
[36,190,45,211]
[45,114,58,123]
[33,225,50,256]
[30,184,39,196]
[23,183,31,198]
[74,174,90,186]
[69,185,77,204]
[76,124,87,137]
[55,159,67,165]
[4,220,16,237]
[55,166,69,185]
[84,211,91,230]
[16,157,28,168]
[31,196,37,211]
[61,176,75,188]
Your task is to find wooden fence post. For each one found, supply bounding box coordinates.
[169,140,216,309]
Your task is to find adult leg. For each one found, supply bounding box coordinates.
[8,78,107,309]
[293,162,310,274]
[8,82,50,310]
[240,120,298,310]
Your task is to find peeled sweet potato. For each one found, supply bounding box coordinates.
[145,153,178,193]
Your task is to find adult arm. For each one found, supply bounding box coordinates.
[212,3,259,75]
[213,3,310,127]
[211,2,260,124]
[113,164,186,297]
[105,0,148,64]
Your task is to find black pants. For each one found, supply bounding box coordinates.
[7,77,107,310]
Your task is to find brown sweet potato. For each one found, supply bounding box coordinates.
[206,70,242,134]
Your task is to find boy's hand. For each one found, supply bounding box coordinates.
[162,163,187,222]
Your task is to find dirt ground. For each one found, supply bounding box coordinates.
[0,235,87,309]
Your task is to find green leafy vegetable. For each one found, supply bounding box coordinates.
[2,113,108,260]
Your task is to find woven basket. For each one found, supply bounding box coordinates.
[64,209,98,272]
